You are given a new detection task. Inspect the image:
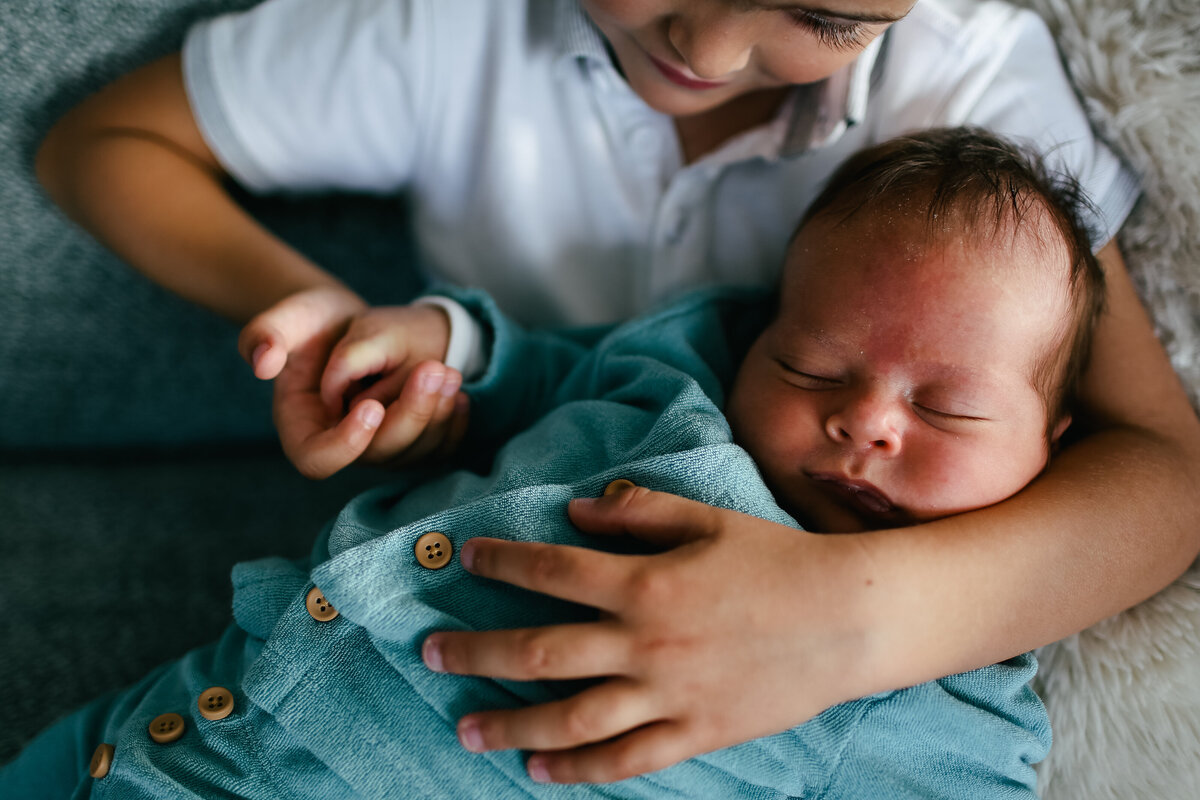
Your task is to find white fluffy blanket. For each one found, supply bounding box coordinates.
[1015,1,1200,797]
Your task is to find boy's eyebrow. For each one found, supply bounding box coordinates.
[754,2,911,24]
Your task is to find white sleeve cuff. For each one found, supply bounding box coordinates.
[413,296,488,381]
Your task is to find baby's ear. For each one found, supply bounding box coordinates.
[1050,413,1072,446]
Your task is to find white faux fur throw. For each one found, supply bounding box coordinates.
[1014,1,1200,798]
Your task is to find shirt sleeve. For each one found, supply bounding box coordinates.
[878,1,1140,251]
[181,0,430,194]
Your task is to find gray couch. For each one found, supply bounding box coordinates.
[0,0,422,762]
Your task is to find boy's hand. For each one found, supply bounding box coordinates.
[238,285,377,478]
[421,488,884,783]
[319,304,469,467]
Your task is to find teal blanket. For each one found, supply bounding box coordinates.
[1,289,1050,798]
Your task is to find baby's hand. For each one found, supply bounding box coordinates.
[237,289,469,478]
[320,304,469,467]
[316,304,465,470]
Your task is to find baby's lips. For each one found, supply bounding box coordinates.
[845,484,892,514]
[809,473,896,516]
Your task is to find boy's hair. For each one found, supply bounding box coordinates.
[797,127,1106,432]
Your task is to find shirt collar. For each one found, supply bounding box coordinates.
[779,30,889,156]
[554,0,890,156]
[555,0,610,63]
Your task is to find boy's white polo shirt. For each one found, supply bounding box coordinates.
[184,0,1138,328]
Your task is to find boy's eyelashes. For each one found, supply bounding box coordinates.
[783,11,869,50]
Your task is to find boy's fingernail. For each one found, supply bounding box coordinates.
[460,540,477,572]
[422,636,444,672]
[361,404,384,428]
[458,719,485,752]
[418,368,445,394]
[527,755,551,783]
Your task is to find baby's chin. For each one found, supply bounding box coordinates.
[778,490,875,534]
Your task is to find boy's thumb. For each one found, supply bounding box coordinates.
[567,484,720,547]
[238,318,289,380]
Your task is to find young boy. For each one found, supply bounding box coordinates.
[3,128,1100,798]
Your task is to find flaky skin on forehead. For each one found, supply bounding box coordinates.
[792,127,1106,431]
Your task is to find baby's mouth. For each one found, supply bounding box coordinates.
[808,473,897,517]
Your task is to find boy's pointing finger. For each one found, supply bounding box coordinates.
[458,538,630,612]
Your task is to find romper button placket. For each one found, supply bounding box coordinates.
[148,712,185,744]
[415,532,453,570]
[604,479,637,497]
[306,586,339,622]
[89,742,115,778]
[198,686,235,721]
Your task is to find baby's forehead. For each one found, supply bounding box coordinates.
[789,199,1072,286]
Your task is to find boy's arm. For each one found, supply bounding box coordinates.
[36,53,398,475]
[36,53,352,323]
[424,241,1200,783]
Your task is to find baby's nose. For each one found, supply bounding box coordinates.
[825,399,902,454]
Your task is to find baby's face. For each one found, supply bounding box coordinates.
[727,209,1073,532]
[582,0,915,118]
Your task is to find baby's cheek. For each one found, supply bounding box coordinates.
[907,444,999,513]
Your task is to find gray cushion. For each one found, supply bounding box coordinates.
[0,0,420,762]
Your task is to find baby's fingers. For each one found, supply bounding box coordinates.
[320,334,400,412]
[359,362,462,463]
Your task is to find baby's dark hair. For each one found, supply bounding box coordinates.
[796,127,1106,433]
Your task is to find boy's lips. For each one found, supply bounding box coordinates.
[808,473,897,517]
[647,53,731,90]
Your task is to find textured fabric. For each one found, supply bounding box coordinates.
[183,0,1137,327]
[2,289,1050,798]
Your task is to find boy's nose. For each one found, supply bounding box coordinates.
[824,397,903,454]
[666,8,753,78]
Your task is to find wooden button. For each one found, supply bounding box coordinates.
[198,686,235,721]
[604,479,636,496]
[89,742,115,778]
[415,532,452,570]
[148,712,185,744]
[305,587,339,622]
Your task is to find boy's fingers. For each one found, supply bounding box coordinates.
[567,487,722,546]
[240,287,367,381]
[457,538,631,611]
[452,679,650,754]
[528,721,697,784]
[279,399,383,480]
[425,623,630,684]
[238,321,289,380]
